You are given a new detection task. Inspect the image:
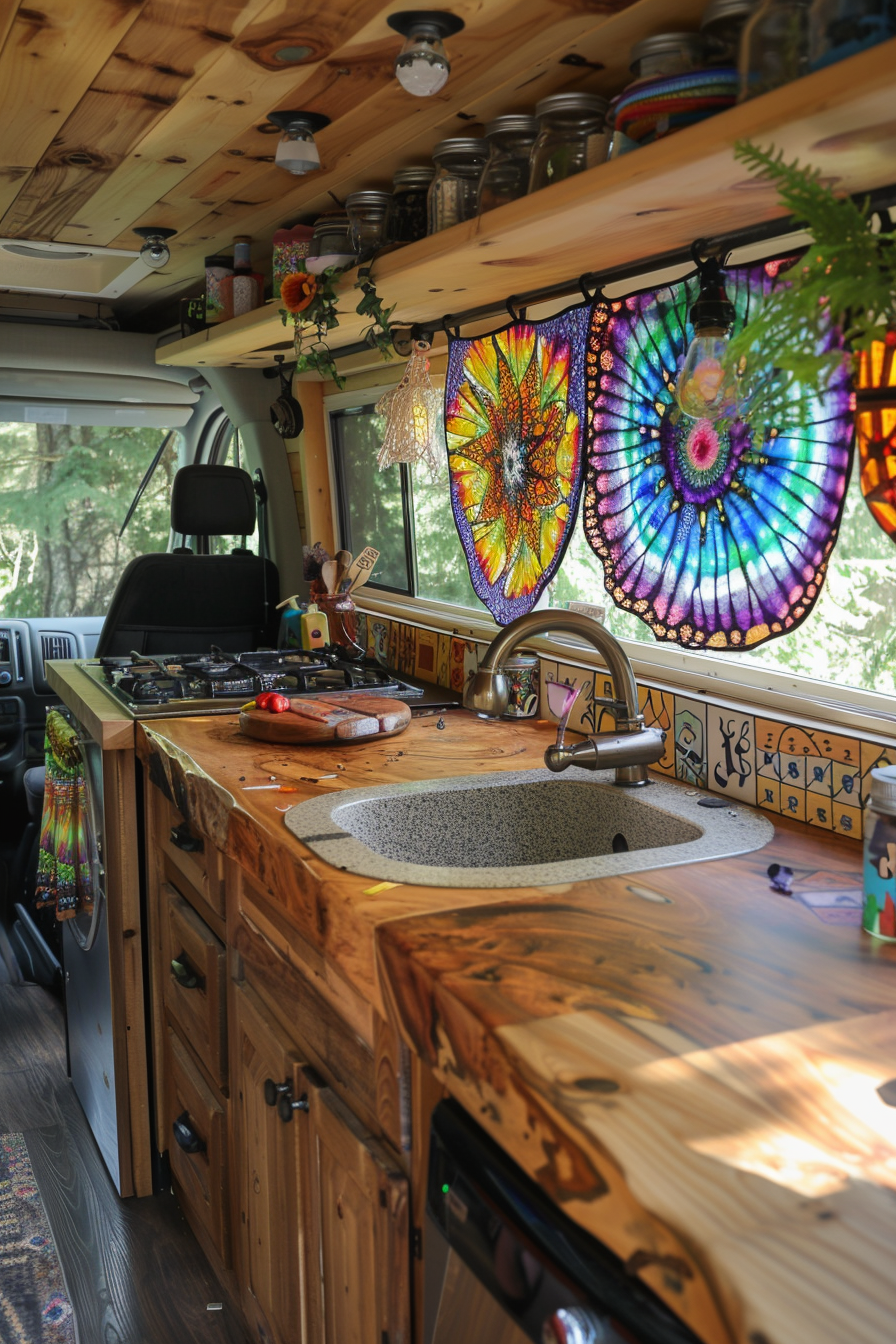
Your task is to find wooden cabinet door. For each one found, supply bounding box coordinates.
[304,1068,411,1344]
[232,979,310,1344]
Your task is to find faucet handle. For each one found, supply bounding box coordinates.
[545,681,581,747]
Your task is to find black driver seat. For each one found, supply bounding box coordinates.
[95,464,280,657]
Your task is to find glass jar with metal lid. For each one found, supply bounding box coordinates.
[700,0,757,64]
[305,212,355,275]
[477,114,539,214]
[391,166,434,243]
[528,93,610,194]
[629,31,704,78]
[738,0,810,100]
[345,190,392,257]
[427,137,488,234]
[808,0,896,71]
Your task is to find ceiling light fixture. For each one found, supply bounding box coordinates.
[133,226,176,269]
[267,110,331,175]
[387,11,465,97]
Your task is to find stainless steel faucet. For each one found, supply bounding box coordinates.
[464,609,666,786]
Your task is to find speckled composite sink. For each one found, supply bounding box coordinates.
[284,769,774,889]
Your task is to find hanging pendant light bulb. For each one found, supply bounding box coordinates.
[375,338,445,480]
[675,252,738,422]
[387,11,465,97]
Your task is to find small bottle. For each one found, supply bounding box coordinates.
[863,765,896,941]
[204,254,233,325]
[220,237,264,319]
[300,603,330,651]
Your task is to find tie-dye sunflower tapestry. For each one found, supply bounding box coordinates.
[445,305,589,625]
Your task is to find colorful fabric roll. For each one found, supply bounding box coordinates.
[611,67,739,154]
[35,710,95,920]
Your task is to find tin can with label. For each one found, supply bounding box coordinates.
[863,765,896,941]
[502,654,539,719]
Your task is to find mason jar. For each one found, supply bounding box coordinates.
[738,0,811,100]
[391,166,434,243]
[305,213,355,274]
[700,0,758,64]
[528,93,610,194]
[629,31,704,78]
[345,190,393,257]
[477,114,539,214]
[427,138,488,233]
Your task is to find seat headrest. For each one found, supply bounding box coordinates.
[170,464,256,537]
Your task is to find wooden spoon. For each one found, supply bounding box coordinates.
[345,546,380,593]
[334,549,352,589]
[320,559,339,594]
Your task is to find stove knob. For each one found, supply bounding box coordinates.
[0,670,11,686]
[542,1307,607,1344]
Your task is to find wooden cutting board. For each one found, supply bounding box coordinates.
[238,694,411,745]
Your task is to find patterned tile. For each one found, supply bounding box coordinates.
[757,778,782,816]
[673,695,707,788]
[833,800,862,839]
[449,638,479,696]
[397,621,416,675]
[861,741,896,837]
[779,782,807,824]
[705,707,756,806]
[414,627,439,683]
[369,618,390,666]
[638,686,675,776]
[436,634,451,689]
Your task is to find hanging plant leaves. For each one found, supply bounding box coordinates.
[582,258,854,651]
[445,305,589,625]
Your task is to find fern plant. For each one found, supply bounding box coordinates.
[722,141,896,429]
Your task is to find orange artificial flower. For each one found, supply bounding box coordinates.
[280,271,318,314]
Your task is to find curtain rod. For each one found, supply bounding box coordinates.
[390,183,896,341]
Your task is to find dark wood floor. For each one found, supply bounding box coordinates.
[0,982,249,1344]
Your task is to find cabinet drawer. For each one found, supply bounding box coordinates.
[162,884,227,1090]
[166,1028,230,1266]
[158,794,225,918]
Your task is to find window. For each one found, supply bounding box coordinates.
[330,390,895,704]
[329,403,477,605]
[0,421,180,619]
[550,469,896,697]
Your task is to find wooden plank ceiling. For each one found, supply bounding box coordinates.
[0,0,710,330]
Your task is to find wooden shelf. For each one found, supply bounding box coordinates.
[157,38,896,370]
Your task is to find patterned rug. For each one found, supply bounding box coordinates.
[0,1133,75,1342]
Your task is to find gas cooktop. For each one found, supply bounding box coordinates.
[82,647,427,719]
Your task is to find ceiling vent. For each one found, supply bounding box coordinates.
[0,238,154,300]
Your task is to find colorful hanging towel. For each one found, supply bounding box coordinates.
[35,711,95,920]
[445,304,589,624]
[611,67,739,155]
[582,256,854,651]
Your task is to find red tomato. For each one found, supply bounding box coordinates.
[267,693,291,714]
[255,691,275,710]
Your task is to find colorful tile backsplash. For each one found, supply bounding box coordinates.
[362,611,893,843]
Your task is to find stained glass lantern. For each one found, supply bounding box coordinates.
[582,258,854,651]
[375,338,444,481]
[446,305,589,625]
[855,335,896,545]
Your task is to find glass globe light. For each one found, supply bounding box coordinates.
[266,111,331,176]
[387,12,465,97]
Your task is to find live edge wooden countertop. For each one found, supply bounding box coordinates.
[135,709,896,1344]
